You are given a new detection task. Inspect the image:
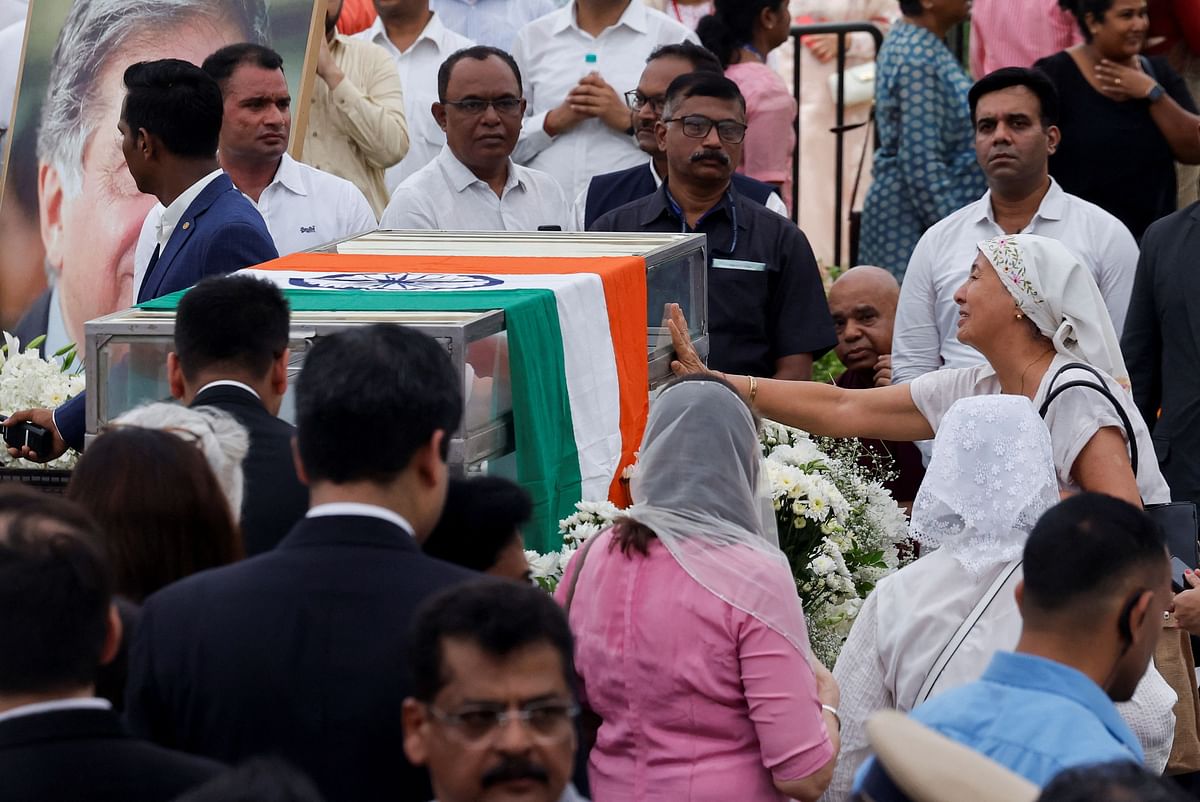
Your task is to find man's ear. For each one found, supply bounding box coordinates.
[1046,124,1062,156]
[37,162,67,273]
[291,437,310,487]
[167,352,187,400]
[655,120,669,154]
[415,430,447,489]
[1013,579,1025,610]
[402,697,432,767]
[432,102,448,133]
[271,347,290,396]
[1128,589,1155,645]
[98,604,123,667]
[138,128,156,162]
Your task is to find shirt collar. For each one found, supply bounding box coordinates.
[366,12,452,55]
[158,167,224,251]
[437,145,522,195]
[0,698,111,726]
[979,177,1066,226]
[196,379,262,400]
[268,153,307,197]
[982,651,1143,758]
[648,183,739,252]
[562,0,647,35]
[306,502,415,537]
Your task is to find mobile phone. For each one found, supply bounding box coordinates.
[1,416,53,456]
[1172,556,1193,593]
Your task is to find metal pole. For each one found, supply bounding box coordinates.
[789,22,884,267]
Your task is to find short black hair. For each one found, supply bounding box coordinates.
[201,43,285,90]
[662,72,746,119]
[437,46,522,103]
[969,67,1060,127]
[1058,0,1115,41]
[175,276,290,382]
[175,758,325,802]
[122,59,223,159]
[0,490,111,695]
[898,0,923,14]
[422,477,532,571]
[410,578,575,702]
[296,324,462,484]
[1037,761,1191,802]
[1023,494,1167,615]
[648,42,723,75]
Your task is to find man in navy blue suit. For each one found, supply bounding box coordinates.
[125,324,476,802]
[4,59,277,459]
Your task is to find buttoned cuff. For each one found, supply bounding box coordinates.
[330,76,366,114]
[519,111,555,155]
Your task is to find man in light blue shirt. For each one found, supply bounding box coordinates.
[855,493,1174,791]
[429,0,558,51]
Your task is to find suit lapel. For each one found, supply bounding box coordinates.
[138,173,233,303]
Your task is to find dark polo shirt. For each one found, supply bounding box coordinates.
[591,184,836,377]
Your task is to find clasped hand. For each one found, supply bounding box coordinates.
[1094,58,1156,102]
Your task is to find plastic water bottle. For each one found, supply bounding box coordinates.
[583,52,599,79]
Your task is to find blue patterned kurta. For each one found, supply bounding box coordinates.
[859,22,986,278]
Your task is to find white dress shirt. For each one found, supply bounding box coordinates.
[381,145,570,231]
[891,179,1139,385]
[196,379,262,400]
[353,13,475,192]
[306,502,415,537]
[133,156,377,298]
[0,697,111,726]
[156,168,226,254]
[512,1,696,199]
[429,0,559,51]
[570,160,789,230]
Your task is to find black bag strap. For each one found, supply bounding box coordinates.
[1037,362,1138,476]
[847,105,875,213]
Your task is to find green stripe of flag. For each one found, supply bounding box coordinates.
[140,288,581,551]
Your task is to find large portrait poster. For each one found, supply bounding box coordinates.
[0,0,322,350]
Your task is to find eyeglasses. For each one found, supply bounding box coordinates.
[662,114,748,144]
[624,90,666,113]
[428,700,579,746]
[442,97,523,116]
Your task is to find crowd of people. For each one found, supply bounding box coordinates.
[4,0,1200,800]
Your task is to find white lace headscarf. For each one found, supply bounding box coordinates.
[622,378,812,656]
[977,233,1130,386]
[911,395,1059,575]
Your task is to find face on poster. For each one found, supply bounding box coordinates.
[0,0,319,347]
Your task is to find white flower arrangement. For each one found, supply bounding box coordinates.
[530,421,911,667]
[0,334,84,470]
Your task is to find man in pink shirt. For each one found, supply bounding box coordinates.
[969,0,1082,78]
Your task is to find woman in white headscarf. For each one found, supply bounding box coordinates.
[670,232,1170,506]
[824,395,1062,800]
[556,375,839,802]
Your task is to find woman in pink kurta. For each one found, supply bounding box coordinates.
[699,0,798,212]
[556,377,838,802]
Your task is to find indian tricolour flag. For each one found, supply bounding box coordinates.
[232,252,650,551]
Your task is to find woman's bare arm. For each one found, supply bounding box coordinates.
[669,305,935,442]
[1070,426,1143,507]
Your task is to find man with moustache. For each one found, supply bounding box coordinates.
[574,41,787,230]
[379,47,568,231]
[305,0,411,215]
[404,579,586,802]
[14,0,267,356]
[591,73,834,380]
[133,43,377,288]
[891,67,1139,385]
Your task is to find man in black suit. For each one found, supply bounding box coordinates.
[0,490,221,802]
[1122,197,1200,506]
[168,275,307,555]
[576,42,787,230]
[125,323,476,802]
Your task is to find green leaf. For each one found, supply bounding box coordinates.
[52,342,76,357]
[27,335,46,351]
[61,352,75,372]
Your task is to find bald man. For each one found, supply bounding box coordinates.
[829,265,925,507]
